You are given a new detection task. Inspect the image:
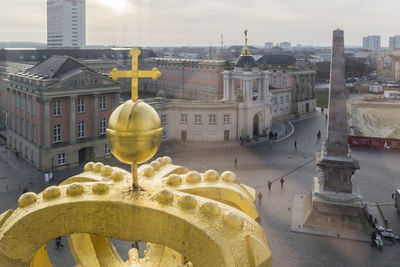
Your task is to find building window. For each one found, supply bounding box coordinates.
[33,100,36,115]
[77,121,86,139]
[12,92,15,106]
[208,114,216,124]
[16,94,20,108]
[77,97,85,113]
[195,114,202,124]
[105,144,111,155]
[21,95,25,111]
[32,125,36,143]
[383,58,392,69]
[273,76,277,85]
[27,97,31,113]
[22,119,25,136]
[280,96,284,104]
[58,153,66,166]
[181,113,187,123]
[99,95,107,110]
[285,95,289,103]
[99,118,107,135]
[161,114,167,125]
[282,76,287,86]
[53,124,62,143]
[53,99,62,116]
[163,130,167,138]
[224,114,230,124]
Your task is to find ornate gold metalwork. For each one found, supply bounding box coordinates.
[241,29,252,56]
[107,48,162,190]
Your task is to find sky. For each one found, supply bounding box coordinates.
[0,0,399,47]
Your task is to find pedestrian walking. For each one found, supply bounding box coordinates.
[280,177,285,188]
[325,114,328,122]
[371,231,376,247]
[317,130,321,143]
[274,132,277,140]
[234,158,237,168]
[267,180,272,191]
[257,192,263,204]
[55,237,63,249]
[44,173,49,183]
[294,140,297,150]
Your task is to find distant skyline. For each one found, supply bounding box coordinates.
[1,0,399,47]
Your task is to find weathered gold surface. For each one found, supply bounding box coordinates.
[0,160,272,266]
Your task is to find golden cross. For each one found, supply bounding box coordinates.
[109,47,161,101]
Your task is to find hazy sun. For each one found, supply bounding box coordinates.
[97,0,130,11]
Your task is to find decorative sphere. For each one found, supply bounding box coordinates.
[106,100,162,164]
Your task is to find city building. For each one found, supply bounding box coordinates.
[362,35,381,51]
[151,37,274,142]
[377,55,400,82]
[257,55,317,115]
[140,58,230,100]
[279,42,292,50]
[5,55,120,171]
[264,42,273,50]
[47,0,86,48]
[389,35,400,51]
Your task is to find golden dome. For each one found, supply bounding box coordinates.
[106,100,162,165]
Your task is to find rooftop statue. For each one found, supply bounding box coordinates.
[0,48,271,267]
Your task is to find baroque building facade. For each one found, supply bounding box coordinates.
[152,45,274,142]
[5,56,120,171]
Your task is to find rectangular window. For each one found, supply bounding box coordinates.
[33,100,36,115]
[181,113,187,123]
[27,96,31,114]
[99,118,107,135]
[58,153,66,166]
[16,93,20,108]
[105,144,111,155]
[22,119,25,136]
[77,97,85,113]
[285,95,289,103]
[77,121,86,139]
[208,114,216,124]
[162,130,167,138]
[195,114,202,124]
[32,124,36,143]
[21,95,25,111]
[161,114,167,125]
[99,95,107,110]
[282,76,287,86]
[53,99,62,116]
[53,124,62,143]
[12,92,15,106]
[280,96,284,104]
[224,114,230,124]
[273,76,277,85]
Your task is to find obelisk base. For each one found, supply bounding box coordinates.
[291,177,371,241]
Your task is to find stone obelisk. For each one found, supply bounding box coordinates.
[294,29,369,238]
[316,29,359,194]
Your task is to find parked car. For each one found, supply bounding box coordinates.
[381,229,396,244]
[375,235,384,249]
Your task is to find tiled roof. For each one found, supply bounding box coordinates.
[256,55,297,65]
[24,56,87,78]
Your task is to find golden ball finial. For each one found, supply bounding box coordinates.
[107,100,162,165]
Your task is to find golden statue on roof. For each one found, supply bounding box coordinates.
[0,47,271,267]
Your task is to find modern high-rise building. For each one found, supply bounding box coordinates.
[264,42,273,49]
[279,42,292,50]
[389,35,400,51]
[47,0,86,48]
[362,35,380,51]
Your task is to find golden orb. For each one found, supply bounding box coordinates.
[107,100,162,165]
